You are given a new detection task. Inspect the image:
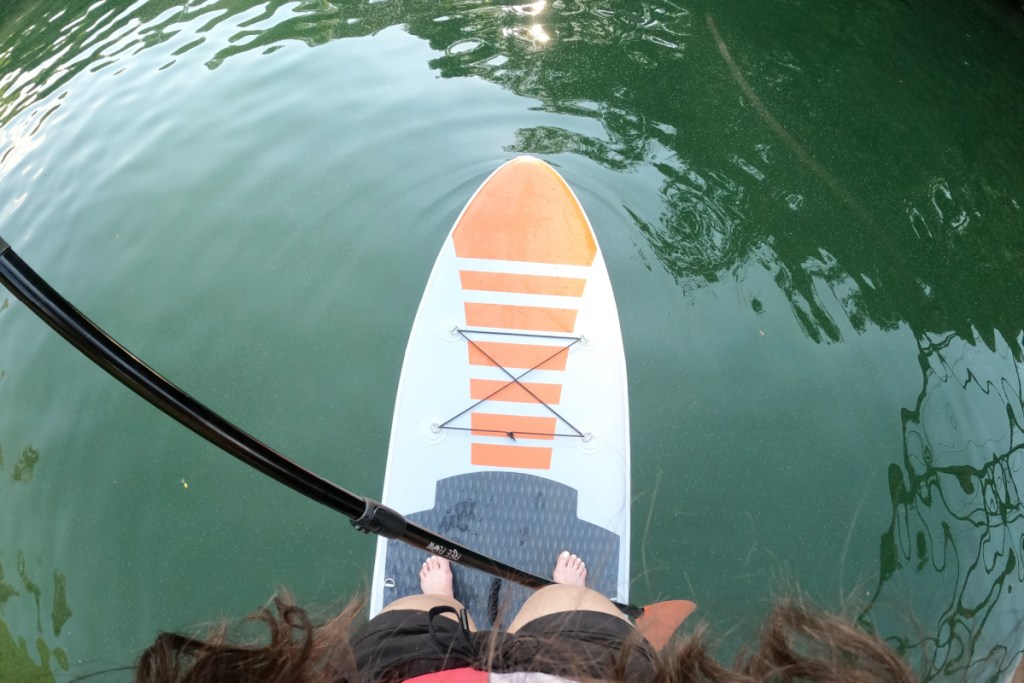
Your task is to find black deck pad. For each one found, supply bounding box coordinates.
[383,471,621,629]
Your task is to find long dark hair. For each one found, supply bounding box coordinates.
[135,593,363,683]
[657,602,916,682]
[133,591,917,683]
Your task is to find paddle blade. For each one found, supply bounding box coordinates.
[635,600,697,650]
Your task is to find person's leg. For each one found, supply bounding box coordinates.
[352,556,480,682]
[507,551,629,633]
[379,556,477,629]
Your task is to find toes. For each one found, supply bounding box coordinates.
[555,551,586,572]
[421,556,450,574]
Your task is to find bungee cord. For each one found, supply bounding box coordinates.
[436,328,585,440]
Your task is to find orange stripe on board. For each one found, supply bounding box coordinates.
[471,413,557,441]
[471,443,552,470]
[470,379,562,405]
[452,157,596,266]
[465,302,577,333]
[459,271,587,297]
[468,341,569,371]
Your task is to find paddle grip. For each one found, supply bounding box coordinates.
[351,498,407,539]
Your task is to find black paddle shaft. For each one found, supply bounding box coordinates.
[0,239,639,610]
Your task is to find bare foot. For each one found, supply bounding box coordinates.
[420,556,455,598]
[553,550,587,586]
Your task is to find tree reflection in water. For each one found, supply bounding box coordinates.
[861,332,1024,681]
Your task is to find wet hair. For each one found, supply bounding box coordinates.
[133,593,917,683]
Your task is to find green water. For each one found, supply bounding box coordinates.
[0,0,1022,680]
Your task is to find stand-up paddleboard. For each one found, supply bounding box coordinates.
[370,157,630,628]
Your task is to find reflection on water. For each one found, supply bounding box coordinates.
[0,619,56,682]
[0,558,15,606]
[12,445,39,482]
[0,0,1021,679]
[862,331,1024,681]
[0,442,69,681]
[1,285,67,678]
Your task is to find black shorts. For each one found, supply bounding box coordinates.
[351,607,658,683]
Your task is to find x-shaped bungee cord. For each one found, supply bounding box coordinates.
[436,328,586,440]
